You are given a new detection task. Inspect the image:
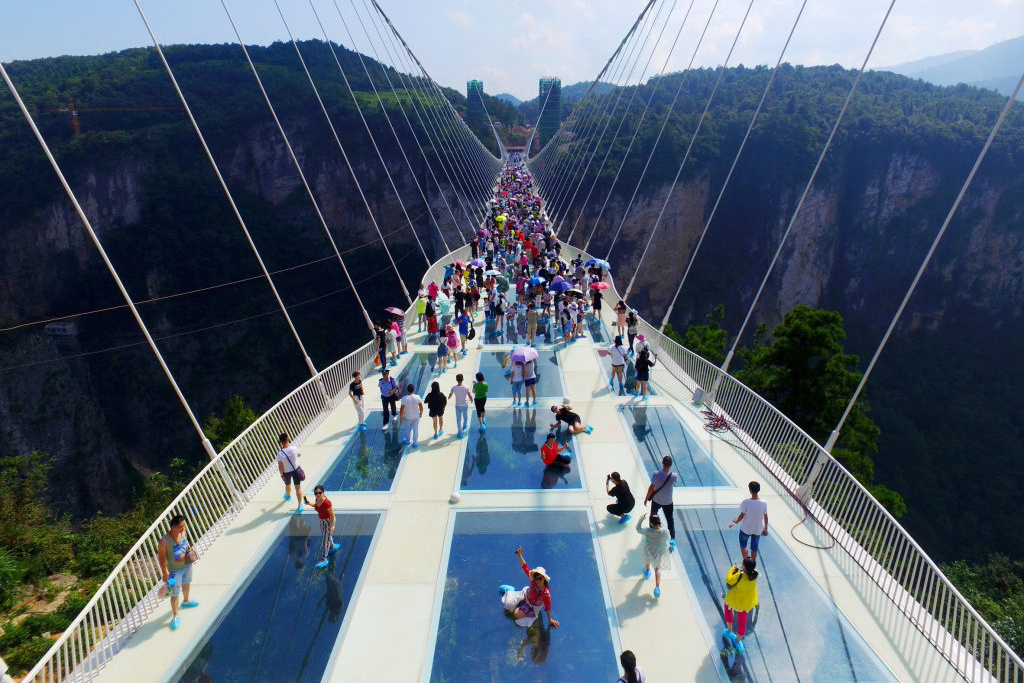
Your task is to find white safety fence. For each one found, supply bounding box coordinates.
[559,241,1021,682]
[22,244,470,683]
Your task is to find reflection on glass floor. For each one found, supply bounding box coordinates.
[621,405,729,486]
[477,350,565,399]
[396,352,443,397]
[175,512,381,683]
[483,312,554,345]
[596,347,657,397]
[430,510,617,682]
[320,411,404,491]
[586,313,613,344]
[677,506,895,682]
[461,408,580,490]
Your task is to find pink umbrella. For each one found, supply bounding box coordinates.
[384,306,405,315]
[455,259,467,267]
[590,282,610,290]
[510,346,539,363]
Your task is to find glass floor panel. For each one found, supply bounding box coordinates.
[175,512,381,683]
[321,410,404,491]
[477,350,565,399]
[483,312,554,345]
[595,347,658,397]
[586,314,614,344]
[677,506,895,682]
[460,408,581,490]
[620,405,730,487]
[395,352,442,397]
[430,510,618,682]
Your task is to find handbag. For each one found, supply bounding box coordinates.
[280,448,306,482]
[645,473,673,506]
[467,327,476,340]
[186,546,200,564]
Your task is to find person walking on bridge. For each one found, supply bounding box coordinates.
[159,514,198,630]
[645,456,677,547]
[399,383,423,448]
[378,368,400,432]
[276,433,304,513]
[729,481,769,561]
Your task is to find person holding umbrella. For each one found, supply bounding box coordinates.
[509,346,537,404]
[590,282,605,319]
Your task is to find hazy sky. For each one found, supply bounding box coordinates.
[1,0,1021,100]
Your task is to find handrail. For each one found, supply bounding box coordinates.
[561,239,1021,682]
[23,239,475,683]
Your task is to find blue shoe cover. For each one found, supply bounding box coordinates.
[619,513,631,524]
[315,559,329,569]
[330,543,341,553]
[654,586,661,598]
[499,584,515,594]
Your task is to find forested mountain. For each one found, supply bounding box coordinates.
[549,64,1023,563]
[0,41,493,522]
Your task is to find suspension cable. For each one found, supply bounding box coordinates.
[336,0,452,254]
[133,0,339,387]
[546,0,670,227]
[365,11,487,230]
[563,2,675,242]
[271,0,416,306]
[654,0,809,330]
[300,0,431,269]
[610,0,754,262]
[530,0,658,179]
[558,0,680,239]
[349,0,468,243]
[824,70,1024,452]
[219,0,394,322]
[583,0,719,253]
[369,0,498,221]
[0,59,221,462]
[712,0,897,397]
[0,215,423,334]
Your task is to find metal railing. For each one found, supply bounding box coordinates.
[560,240,1022,682]
[23,244,471,683]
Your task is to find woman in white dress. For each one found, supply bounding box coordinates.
[636,512,671,598]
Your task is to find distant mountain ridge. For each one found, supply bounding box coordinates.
[494,92,521,105]
[879,35,1023,99]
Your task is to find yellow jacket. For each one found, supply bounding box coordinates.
[725,566,759,612]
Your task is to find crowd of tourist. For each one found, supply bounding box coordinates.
[160,155,770,676]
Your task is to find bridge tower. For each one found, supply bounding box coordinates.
[538,77,561,146]
[466,79,485,129]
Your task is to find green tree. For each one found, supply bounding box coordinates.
[665,304,727,365]
[734,305,904,515]
[204,394,258,451]
[943,554,1024,657]
[0,453,75,579]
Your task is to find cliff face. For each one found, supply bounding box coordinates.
[0,116,471,518]
[583,151,1023,335]
[570,147,1024,562]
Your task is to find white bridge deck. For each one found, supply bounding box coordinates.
[88,298,964,682]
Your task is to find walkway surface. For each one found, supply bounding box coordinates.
[92,305,963,682]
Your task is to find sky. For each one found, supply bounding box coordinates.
[0,0,1021,101]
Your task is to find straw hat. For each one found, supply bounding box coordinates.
[531,566,551,583]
